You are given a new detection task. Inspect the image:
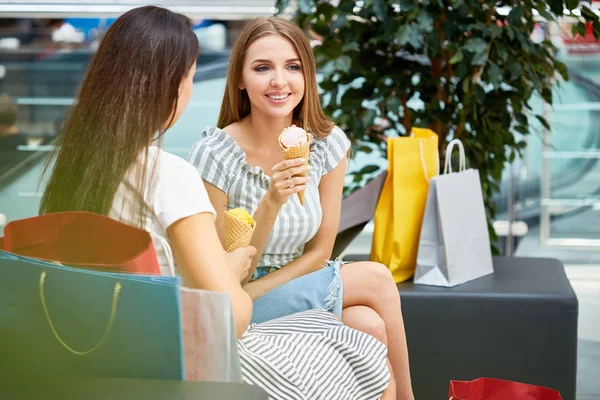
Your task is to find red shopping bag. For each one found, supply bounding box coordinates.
[0,211,160,274]
[449,378,563,400]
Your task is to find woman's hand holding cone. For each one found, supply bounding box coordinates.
[226,246,257,283]
[266,158,310,206]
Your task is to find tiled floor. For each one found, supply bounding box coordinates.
[566,267,600,400]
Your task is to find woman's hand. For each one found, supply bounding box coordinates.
[227,246,257,283]
[265,158,310,206]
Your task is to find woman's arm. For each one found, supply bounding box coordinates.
[243,157,346,300]
[167,212,254,338]
[203,158,309,285]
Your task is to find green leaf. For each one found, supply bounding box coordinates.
[359,165,380,174]
[507,7,524,26]
[335,55,352,71]
[541,87,553,105]
[342,42,360,52]
[397,24,424,49]
[275,0,290,14]
[398,0,416,12]
[490,24,503,39]
[471,51,488,66]
[358,145,374,154]
[372,0,388,21]
[576,22,587,37]
[566,0,580,10]
[449,49,464,64]
[547,0,563,15]
[463,38,487,53]
[514,125,529,134]
[487,63,502,89]
[506,27,515,41]
[494,42,509,62]
[534,5,555,21]
[509,62,523,80]
[316,2,336,19]
[474,84,486,104]
[386,95,402,114]
[312,21,330,36]
[319,40,343,59]
[298,0,316,14]
[417,12,434,33]
[535,115,551,130]
[462,78,470,94]
[554,60,569,80]
[361,108,378,126]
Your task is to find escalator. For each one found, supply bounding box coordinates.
[495,69,600,229]
[0,50,231,229]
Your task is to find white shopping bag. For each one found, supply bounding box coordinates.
[151,236,243,383]
[181,287,243,382]
[414,139,494,287]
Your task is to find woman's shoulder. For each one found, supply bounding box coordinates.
[311,125,351,174]
[312,125,348,144]
[311,125,350,154]
[195,126,232,148]
[149,146,198,176]
[188,126,249,191]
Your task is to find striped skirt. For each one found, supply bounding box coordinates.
[239,309,390,400]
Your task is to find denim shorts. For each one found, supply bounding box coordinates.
[250,260,345,324]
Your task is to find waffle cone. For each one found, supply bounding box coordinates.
[224,212,255,252]
[278,131,311,206]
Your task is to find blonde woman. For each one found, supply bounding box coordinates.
[189,17,414,399]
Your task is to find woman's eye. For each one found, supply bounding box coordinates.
[254,65,269,72]
[288,64,301,71]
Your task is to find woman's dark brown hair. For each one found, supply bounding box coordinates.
[39,6,199,225]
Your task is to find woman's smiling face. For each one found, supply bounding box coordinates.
[240,34,305,120]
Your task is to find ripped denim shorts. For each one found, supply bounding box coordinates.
[249,259,346,324]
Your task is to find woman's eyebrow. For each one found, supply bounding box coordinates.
[251,58,301,64]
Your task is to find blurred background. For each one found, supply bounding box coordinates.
[0,1,599,264]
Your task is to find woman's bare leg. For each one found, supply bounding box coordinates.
[343,305,396,400]
[340,262,414,400]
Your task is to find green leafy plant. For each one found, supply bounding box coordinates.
[275,0,600,248]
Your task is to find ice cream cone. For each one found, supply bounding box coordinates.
[278,129,311,206]
[224,210,255,252]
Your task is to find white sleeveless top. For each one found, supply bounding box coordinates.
[188,126,351,269]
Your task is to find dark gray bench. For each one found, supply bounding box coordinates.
[342,254,578,400]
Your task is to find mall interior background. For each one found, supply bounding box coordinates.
[0,2,598,398]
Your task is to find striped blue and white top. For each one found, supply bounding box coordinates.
[188,125,351,269]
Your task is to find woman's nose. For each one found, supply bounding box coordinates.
[270,70,286,87]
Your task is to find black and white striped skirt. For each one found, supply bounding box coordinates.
[239,309,390,400]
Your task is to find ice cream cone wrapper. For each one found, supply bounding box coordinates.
[224,212,255,252]
[278,132,311,206]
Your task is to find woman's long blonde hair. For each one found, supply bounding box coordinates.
[217,17,334,138]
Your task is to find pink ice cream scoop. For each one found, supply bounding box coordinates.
[280,126,308,148]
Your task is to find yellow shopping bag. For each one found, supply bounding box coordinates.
[370,128,439,283]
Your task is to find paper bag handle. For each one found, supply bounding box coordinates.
[443,139,466,174]
[418,142,440,183]
[39,271,121,356]
[150,233,176,277]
